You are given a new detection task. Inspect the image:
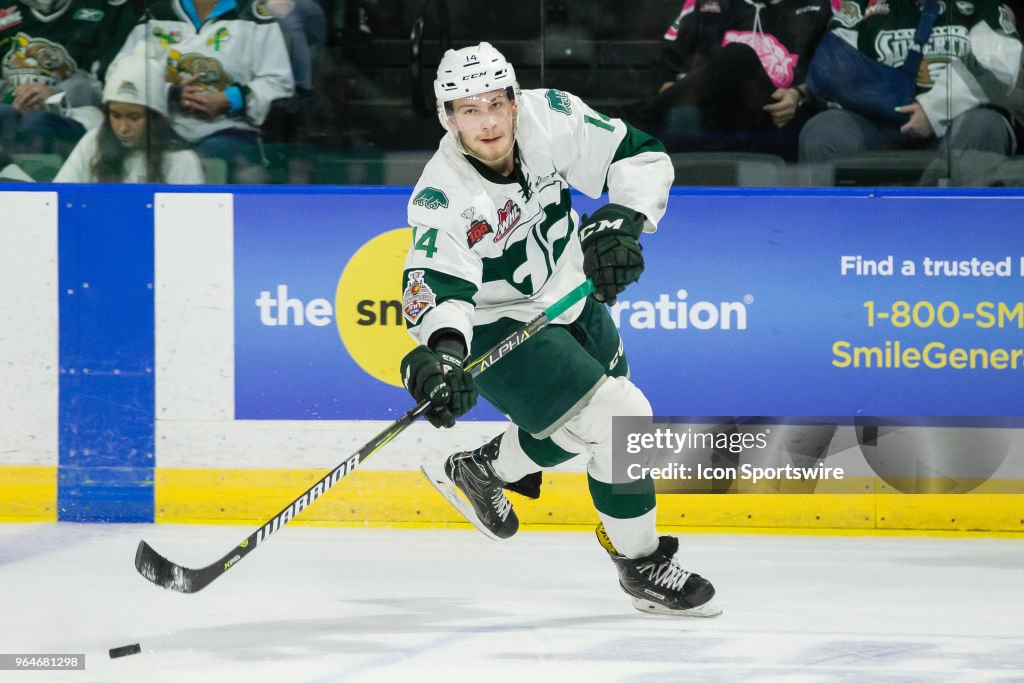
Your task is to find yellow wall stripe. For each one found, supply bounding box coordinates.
[155,468,1024,536]
[0,466,57,522]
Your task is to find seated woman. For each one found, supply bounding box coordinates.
[55,52,204,184]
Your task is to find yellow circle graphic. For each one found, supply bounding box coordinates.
[335,228,416,387]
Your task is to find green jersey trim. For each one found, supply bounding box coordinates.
[611,121,667,165]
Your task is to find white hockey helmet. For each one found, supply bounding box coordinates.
[434,42,519,132]
[20,0,70,15]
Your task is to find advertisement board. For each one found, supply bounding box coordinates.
[234,189,1024,420]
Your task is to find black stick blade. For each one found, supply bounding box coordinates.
[135,540,214,593]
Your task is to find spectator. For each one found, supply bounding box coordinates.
[54,51,204,183]
[799,0,1023,186]
[114,0,294,183]
[265,0,326,141]
[0,0,137,157]
[627,0,833,160]
[1005,0,1024,33]
[1000,2,1024,138]
[266,0,324,95]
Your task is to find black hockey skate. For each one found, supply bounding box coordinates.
[421,435,519,541]
[596,523,721,617]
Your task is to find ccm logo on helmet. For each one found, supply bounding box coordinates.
[579,218,624,241]
[463,72,487,80]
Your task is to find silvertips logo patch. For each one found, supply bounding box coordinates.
[413,187,449,210]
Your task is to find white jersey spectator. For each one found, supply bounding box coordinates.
[114,0,294,181]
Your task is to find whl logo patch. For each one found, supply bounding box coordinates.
[864,0,890,17]
[413,187,449,210]
[0,7,23,30]
[494,199,521,242]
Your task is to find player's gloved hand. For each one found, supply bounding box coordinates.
[400,341,477,428]
[579,203,646,305]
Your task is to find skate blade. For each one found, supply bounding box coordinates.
[630,597,723,618]
[420,463,504,542]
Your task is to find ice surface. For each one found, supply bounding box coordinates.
[1,523,1022,682]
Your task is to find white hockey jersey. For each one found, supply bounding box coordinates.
[403,88,674,351]
[113,0,293,142]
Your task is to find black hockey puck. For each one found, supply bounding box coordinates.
[109,643,141,658]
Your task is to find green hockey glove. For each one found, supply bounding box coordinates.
[579,203,646,305]
[400,341,477,428]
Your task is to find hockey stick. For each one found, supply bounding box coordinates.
[135,279,595,593]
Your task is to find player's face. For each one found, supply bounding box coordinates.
[449,89,517,171]
[108,102,148,150]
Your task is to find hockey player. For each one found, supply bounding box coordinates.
[400,42,720,617]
